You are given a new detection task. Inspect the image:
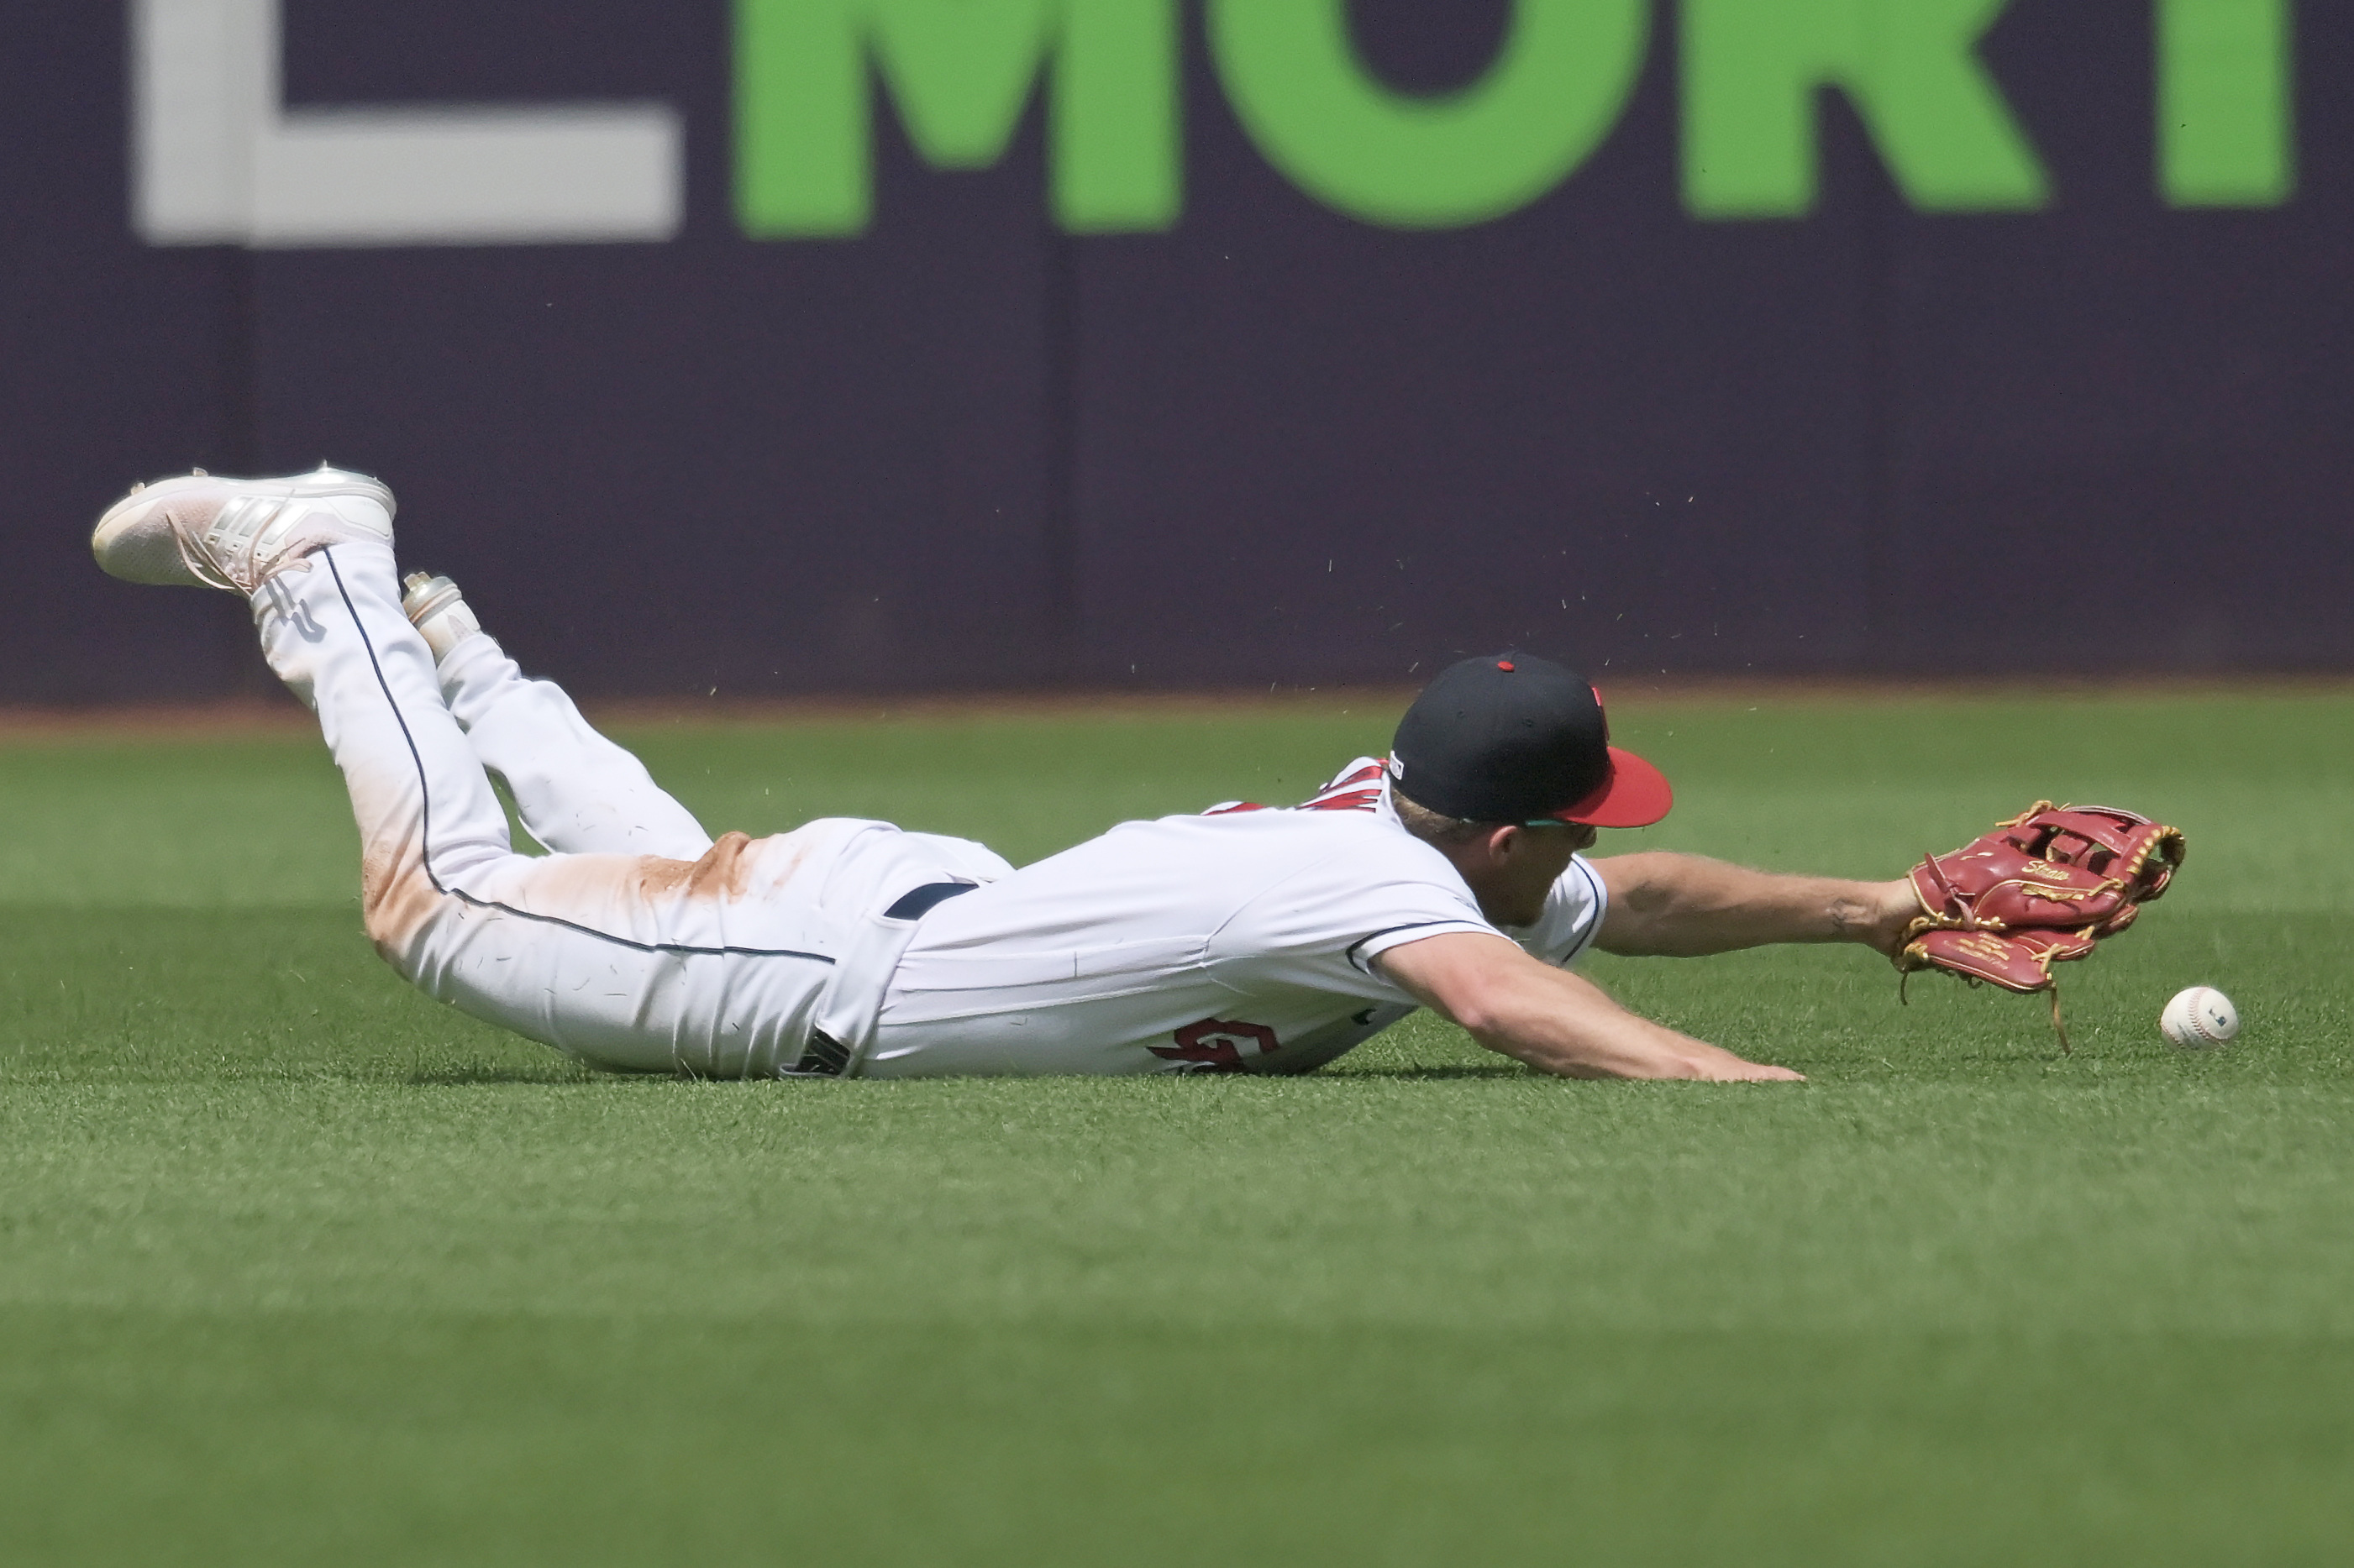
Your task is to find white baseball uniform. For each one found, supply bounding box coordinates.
[256,544,1607,1078]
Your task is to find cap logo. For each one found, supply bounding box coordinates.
[1496,659,1515,671]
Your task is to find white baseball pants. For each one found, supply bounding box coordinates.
[255,543,1008,1075]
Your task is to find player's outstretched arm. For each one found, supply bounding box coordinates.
[1593,853,1916,958]
[1376,932,1803,1082]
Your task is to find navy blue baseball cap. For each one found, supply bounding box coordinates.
[1390,653,1674,828]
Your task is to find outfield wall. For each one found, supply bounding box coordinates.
[4,2,2346,700]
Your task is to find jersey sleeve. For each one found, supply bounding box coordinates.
[1204,824,1501,1004]
[1501,853,1610,966]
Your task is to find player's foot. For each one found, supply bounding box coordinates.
[401,572,482,663]
[91,463,395,594]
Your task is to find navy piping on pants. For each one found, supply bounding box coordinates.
[322,549,837,966]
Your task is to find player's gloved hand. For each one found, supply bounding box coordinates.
[1894,802,2186,1042]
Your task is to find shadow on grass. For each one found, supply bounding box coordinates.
[1324,1063,1530,1081]
[401,1061,1540,1087]
[403,1061,600,1087]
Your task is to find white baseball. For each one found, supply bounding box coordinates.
[2160,986,2240,1049]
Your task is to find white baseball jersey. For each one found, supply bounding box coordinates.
[863,758,1609,1077]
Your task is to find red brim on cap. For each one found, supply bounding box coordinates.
[1548,747,1674,828]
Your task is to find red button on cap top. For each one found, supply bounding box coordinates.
[1497,660,1516,671]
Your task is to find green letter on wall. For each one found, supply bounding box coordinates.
[1682,0,2050,218]
[736,0,1180,236]
[2158,0,2295,207]
[1207,0,1649,229]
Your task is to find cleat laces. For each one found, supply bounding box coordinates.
[172,490,327,593]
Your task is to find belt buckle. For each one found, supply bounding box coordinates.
[786,1030,851,1078]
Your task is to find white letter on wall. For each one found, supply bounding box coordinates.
[130,0,682,246]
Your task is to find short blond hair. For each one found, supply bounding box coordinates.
[1393,790,1495,847]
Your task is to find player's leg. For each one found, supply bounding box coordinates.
[401,572,712,861]
[92,473,837,1075]
[265,543,845,1073]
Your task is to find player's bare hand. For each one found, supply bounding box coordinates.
[1695,1057,1806,1083]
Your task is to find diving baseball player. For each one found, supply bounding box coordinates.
[87,467,2178,1081]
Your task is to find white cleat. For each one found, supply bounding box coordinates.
[401,572,483,663]
[91,462,396,594]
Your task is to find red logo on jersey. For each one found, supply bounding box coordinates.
[1150,1017,1280,1070]
[1201,758,1390,818]
[1305,789,1383,812]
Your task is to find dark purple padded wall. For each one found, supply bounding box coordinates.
[1884,0,2354,674]
[261,0,1061,696]
[1,5,253,700]
[2,1,2346,701]
[1071,3,1878,687]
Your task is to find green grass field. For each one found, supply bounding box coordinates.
[3,689,2351,1565]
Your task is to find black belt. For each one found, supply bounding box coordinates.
[882,879,978,920]
[785,881,977,1077]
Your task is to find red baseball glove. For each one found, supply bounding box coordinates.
[1895,802,2186,1045]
